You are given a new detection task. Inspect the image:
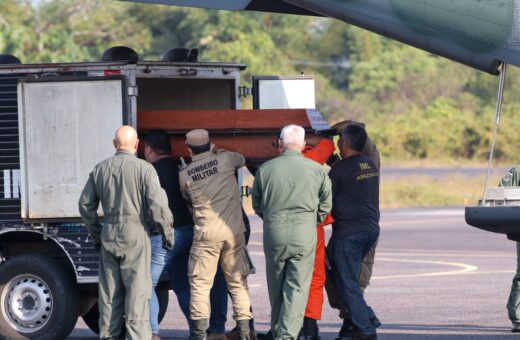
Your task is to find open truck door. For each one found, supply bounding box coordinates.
[17,77,125,220]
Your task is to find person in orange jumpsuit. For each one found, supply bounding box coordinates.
[298,136,336,340]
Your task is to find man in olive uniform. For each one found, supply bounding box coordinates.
[500,166,520,332]
[79,125,173,340]
[179,129,253,340]
[252,124,332,340]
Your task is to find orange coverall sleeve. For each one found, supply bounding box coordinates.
[302,138,336,165]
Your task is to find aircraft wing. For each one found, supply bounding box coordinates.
[120,0,320,16]
[120,0,520,75]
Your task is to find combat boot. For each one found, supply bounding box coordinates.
[335,318,357,340]
[298,317,320,340]
[256,330,273,340]
[190,319,209,340]
[226,319,256,340]
[237,319,251,340]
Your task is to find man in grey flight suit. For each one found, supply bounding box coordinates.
[500,165,520,332]
[252,124,332,340]
[79,125,173,340]
[179,129,253,340]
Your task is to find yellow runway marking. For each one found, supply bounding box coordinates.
[372,257,477,280]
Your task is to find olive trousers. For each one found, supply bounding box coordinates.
[98,223,152,340]
[264,222,316,340]
[508,242,520,323]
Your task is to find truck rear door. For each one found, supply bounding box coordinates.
[17,77,125,220]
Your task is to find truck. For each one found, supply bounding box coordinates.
[0,46,328,340]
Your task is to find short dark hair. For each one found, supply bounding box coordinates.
[145,130,171,155]
[341,125,367,152]
[187,143,211,155]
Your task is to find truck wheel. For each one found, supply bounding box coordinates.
[0,254,79,340]
[83,287,169,335]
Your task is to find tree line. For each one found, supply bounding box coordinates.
[2,0,519,162]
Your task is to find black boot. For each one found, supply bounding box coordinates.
[335,318,357,340]
[256,330,273,340]
[298,317,320,340]
[189,319,209,340]
[237,319,251,340]
[370,315,382,328]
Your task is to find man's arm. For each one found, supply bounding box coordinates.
[179,172,193,212]
[78,173,102,247]
[303,138,335,165]
[213,144,245,169]
[362,137,380,170]
[144,167,174,248]
[317,170,332,224]
[252,170,263,219]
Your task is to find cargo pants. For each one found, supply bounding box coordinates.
[98,222,152,340]
[189,232,252,322]
[508,242,520,323]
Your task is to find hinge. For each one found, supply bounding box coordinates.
[238,86,252,98]
[127,86,138,97]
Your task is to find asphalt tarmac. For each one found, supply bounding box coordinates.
[69,209,519,339]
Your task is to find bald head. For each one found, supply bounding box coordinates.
[113,125,139,153]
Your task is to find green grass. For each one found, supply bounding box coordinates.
[380,174,499,208]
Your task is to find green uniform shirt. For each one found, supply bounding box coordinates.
[500,165,520,187]
[252,149,332,227]
[179,149,245,242]
[78,150,173,245]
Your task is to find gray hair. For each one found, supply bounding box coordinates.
[280,124,305,151]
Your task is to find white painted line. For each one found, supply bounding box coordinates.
[376,252,515,258]
[378,247,515,255]
[372,257,478,280]
[382,209,465,217]
[381,217,462,227]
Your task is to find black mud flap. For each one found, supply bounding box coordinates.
[465,205,520,235]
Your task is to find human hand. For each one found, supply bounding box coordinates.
[331,120,365,134]
[306,135,322,147]
[163,239,173,251]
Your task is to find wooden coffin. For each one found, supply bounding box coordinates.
[137,109,319,163]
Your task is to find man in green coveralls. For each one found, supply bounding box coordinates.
[252,124,332,340]
[79,125,173,340]
[500,165,520,332]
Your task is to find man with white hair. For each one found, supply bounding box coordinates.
[252,124,332,340]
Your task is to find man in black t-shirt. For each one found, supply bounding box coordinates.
[329,125,380,340]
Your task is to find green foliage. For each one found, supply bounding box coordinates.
[2,1,520,164]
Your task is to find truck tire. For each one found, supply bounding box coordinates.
[82,287,170,335]
[0,254,79,340]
